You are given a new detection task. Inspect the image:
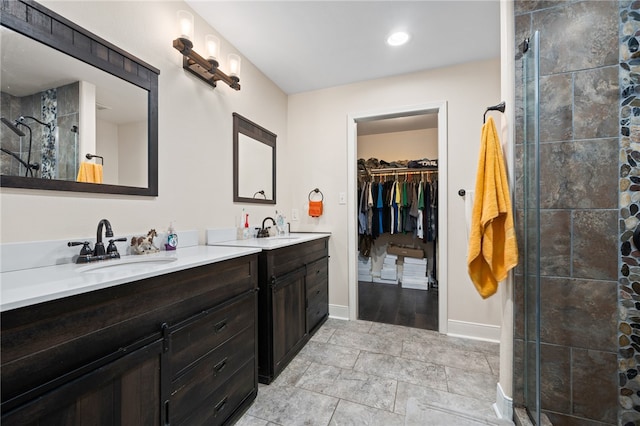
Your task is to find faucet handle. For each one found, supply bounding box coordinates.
[107,237,127,254]
[68,241,92,256]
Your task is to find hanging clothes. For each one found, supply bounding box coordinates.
[357,167,438,238]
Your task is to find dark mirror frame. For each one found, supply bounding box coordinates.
[233,112,276,204]
[0,0,159,196]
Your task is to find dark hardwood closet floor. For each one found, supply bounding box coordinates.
[357,281,438,331]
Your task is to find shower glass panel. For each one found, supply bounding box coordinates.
[522,31,541,425]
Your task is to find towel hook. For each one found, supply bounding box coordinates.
[483,101,506,123]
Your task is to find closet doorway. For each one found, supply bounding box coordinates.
[347,102,448,334]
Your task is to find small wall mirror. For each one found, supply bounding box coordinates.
[233,113,276,204]
[0,0,159,196]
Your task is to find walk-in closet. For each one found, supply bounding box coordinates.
[356,113,439,331]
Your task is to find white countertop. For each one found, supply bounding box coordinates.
[0,245,261,312]
[207,232,331,250]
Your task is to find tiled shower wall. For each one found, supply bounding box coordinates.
[0,82,79,180]
[513,1,619,424]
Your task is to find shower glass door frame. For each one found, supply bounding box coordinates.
[523,30,541,426]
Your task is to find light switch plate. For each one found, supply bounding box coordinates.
[339,192,347,204]
[291,208,299,221]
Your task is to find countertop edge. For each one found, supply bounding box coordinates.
[1,246,262,312]
[207,232,331,250]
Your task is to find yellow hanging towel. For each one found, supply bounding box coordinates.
[467,117,518,298]
[76,161,103,184]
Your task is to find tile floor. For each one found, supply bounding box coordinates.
[237,318,514,426]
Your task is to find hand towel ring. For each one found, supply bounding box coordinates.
[308,188,324,201]
[308,188,324,217]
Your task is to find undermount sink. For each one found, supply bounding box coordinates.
[79,255,178,273]
[269,235,300,240]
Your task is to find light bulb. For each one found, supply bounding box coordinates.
[228,54,241,78]
[177,10,194,41]
[205,35,220,61]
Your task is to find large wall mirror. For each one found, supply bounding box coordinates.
[233,113,276,204]
[0,0,159,196]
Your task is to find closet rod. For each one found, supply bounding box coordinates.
[361,169,438,180]
[369,170,437,177]
[366,167,437,174]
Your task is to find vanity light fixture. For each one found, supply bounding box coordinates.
[172,10,241,90]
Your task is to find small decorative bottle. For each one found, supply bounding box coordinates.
[165,222,178,251]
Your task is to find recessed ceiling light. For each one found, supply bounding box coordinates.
[387,31,410,46]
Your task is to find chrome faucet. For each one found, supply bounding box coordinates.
[257,217,276,238]
[94,219,114,256]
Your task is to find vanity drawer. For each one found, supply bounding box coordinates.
[267,237,328,276]
[306,257,328,292]
[308,291,329,333]
[170,291,256,379]
[171,351,255,426]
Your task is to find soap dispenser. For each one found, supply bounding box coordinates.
[165,221,178,251]
[276,210,287,236]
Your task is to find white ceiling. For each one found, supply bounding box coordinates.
[186,0,501,96]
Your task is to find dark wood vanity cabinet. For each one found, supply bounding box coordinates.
[258,237,329,384]
[0,254,259,426]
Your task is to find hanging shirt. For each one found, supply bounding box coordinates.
[377,182,384,235]
[367,182,374,235]
[358,182,367,234]
[417,181,424,239]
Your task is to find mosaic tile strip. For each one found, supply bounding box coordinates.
[40,88,57,179]
[619,1,640,425]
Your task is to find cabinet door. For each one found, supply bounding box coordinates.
[1,339,163,426]
[271,267,307,375]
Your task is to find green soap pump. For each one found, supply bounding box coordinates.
[165,221,178,251]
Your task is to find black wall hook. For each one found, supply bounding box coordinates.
[483,101,506,123]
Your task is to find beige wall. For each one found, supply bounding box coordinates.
[287,57,503,330]
[0,1,289,243]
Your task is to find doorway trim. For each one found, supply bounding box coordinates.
[346,100,448,334]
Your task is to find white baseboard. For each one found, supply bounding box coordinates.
[493,382,513,422]
[329,304,350,320]
[447,319,500,342]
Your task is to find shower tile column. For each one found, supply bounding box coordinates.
[513,1,620,424]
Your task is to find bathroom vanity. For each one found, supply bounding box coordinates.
[258,237,329,383]
[0,246,260,426]
[208,233,330,384]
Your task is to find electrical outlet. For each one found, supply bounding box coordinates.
[339,192,347,205]
[291,208,299,221]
